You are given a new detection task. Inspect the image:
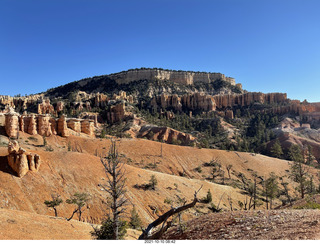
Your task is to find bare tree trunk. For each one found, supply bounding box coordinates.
[100,141,128,240]
[253,178,257,210]
[139,187,203,240]
[67,209,78,221]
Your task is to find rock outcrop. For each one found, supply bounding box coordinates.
[67,119,81,133]
[38,99,55,115]
[106,102,126,123]
[5,109,19,138]
[80,120,95,136]
[138,125,195,145]
[7,140,41,177]
[108,68,236,86]
[213,92,288,108]
[4,112,97,138]
[150,92,288,114]
[57,115,69,137]
[37,115,52,137]
[27,115,38,135]
[56,101,64,113]
[151,93,216,112]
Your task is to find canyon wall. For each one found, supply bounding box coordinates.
[150,92,288,113]
[108,68,236,86]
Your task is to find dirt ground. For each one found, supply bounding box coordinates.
[162,209,320,240]
[0,208,141,240]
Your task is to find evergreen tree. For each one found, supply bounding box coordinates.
[270,139,283,158]
[91,217,127,240]
[265,172,279,209]
[288,145,308,199]
[66,192,90,221]
[129,206,143,230]
[44,194,63,217]
[149,175,158,190]
[306,145,314,165]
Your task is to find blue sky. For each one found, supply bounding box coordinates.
[1,0,319,102]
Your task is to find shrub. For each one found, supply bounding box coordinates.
[148,175,158,190]
[91,217,127,240]
[164,197,173,205]
[28,136,38,142]
[194,166,202,173]
[129,207,142,230]
[202,189,212,203]
[294,201,320,210]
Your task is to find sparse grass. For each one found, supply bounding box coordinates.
[45,145,54,152]
[143,162,157,170]
[0,141,8,147]
[164,197,173,205]
[28,136,38,142]
[294,201,320,210]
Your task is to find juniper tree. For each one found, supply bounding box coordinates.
[44,194,63,217]
[66,192,90,221]
[149,175,158,190]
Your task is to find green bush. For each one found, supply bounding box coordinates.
[91,217,127,240]
[194,166,202,173]
[294,201,320,209]
[129,207,142,230]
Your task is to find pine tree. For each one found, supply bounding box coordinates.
[288,145,308,199]
[270,139,283,158]
[129,206,143,229]
[265,172,279,209]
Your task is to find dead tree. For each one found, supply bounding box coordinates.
[226,164,233,179]
[100,140,128,240]
[139,186,203,240]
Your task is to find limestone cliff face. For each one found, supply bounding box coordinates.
[151,93,216,112]
[213,92,288,108]
[150,92,288,113]
[108,68,236,86]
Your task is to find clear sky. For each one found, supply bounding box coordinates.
[1,0,319,102]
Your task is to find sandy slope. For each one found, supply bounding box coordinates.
[0,132,318,239]
[0,208,93,240]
